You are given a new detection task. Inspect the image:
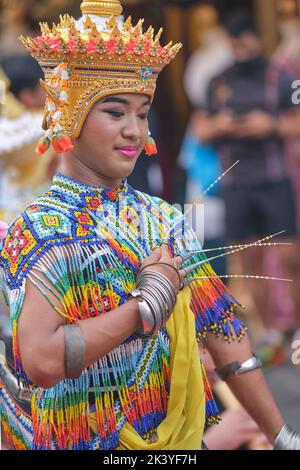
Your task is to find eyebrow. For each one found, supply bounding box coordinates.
[101,96,151,106]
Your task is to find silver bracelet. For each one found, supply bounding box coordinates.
[140,287,167,329]
[131,269,178,337]
[64,324,86,379]
[131,287,160,336]
[138,270,177,301]
[137,271,177,310]
[140,288,164,327]
[139,272,177,314]
[139,281,172,325]
[215,355,262,381]
[273,424,300,450]
[136,299,156,338]
[137,273,177,314]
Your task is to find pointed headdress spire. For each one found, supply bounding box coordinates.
[80,0,123,17]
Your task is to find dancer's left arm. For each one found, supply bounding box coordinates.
[205,333,284,445]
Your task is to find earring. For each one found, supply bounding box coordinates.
[36,63,73,156]
[144,131,157,157]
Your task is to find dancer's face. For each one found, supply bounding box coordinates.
[72,93,151,183]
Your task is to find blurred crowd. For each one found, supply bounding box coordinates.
[1,0,300,451]
[181,0,300,362]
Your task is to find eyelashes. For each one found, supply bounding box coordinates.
[104,110,148,120]
[104,111,124,118]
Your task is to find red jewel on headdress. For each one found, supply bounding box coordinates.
[67,39,78,52]
[126,41,135,53]
[87,41,97,52]
[145,42,151,54]
[107,39,117,53]
[49,38,61,51]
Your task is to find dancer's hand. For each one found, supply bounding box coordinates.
[204,409,261,450]
[140,245,186,293]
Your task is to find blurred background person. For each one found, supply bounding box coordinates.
[273,0,300,236]
[0,57,55,225]
[0,0,34,55]
[1,54,60,181]
[0,0,81,57]
[0,67,53,358]
[180,3,234,277]
[184,2,234,109]
[190,10,300,364]
[263,0,300,343]
[273,0,300,76]
[1,54,45,111]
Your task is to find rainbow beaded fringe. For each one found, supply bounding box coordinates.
[0,173,246,449]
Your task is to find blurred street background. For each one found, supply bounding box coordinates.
[1,0,300,450]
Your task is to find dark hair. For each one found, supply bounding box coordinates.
[0,54,43,99]
[225,10,258,38]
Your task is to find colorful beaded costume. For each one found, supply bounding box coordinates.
[0,173,245,450]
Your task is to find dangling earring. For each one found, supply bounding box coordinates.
[144,130,157,157]
[36,63,74,156]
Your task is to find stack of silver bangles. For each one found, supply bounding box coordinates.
[130,268,178,338]
[273,424,300,450]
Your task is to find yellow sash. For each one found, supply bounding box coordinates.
[90,289,206,450]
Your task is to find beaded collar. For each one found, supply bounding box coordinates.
[50,172,130,208]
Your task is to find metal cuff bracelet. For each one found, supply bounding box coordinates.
[215,355,262,381]
[273,424,300,450]
[64,324,86,379]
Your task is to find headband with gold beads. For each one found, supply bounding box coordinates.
[20,0,182,155]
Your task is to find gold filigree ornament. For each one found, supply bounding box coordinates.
[19,0,182,155]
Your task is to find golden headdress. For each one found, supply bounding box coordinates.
[20,0,182,154]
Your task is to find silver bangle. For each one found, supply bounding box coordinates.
[131,268,178,337]
[215,355,262,381]
[64,324,86,379]
[131,287,159,336]
[274,424,300,450]
[135,299,156,338]
[137,272,177,314]
[139,262,181,288]
[139,282,171,323]
[137,270,177,308]
[138,270,177,300]
[139,277,176,324]
[140,287,167,329]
